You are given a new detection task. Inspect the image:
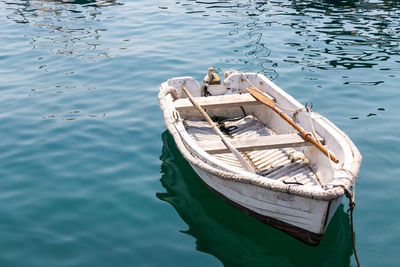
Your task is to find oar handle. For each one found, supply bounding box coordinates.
[304,134,339,163]
[273,107,338,163]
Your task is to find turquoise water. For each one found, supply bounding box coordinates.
[1,0,399,266]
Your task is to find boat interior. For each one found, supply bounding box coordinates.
[167,72,338,187]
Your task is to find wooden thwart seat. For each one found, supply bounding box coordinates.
[197,133,325,154]
[174,93,274,111]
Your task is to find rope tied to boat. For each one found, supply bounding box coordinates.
[292,106,306,121]
[337,183,356,211]
[334,181,360,267]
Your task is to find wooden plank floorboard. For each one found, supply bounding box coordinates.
[174,93,273,111]
[197,133,324,154]
[184,115,321,185]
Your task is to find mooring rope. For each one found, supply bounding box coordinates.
[334,182,360,267]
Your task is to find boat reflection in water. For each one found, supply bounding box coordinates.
[158,131,354,266]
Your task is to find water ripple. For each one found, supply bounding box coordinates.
[1,0,400,266]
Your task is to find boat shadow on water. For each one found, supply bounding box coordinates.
[157,131,354,266]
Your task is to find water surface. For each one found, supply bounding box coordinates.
[0,0,399,266]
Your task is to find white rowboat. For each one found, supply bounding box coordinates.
[158,70,361,245]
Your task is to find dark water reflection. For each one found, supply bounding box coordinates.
[158,131,354,266]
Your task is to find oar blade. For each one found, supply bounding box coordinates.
[247,87,275,108]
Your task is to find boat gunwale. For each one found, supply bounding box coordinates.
[158,73,362,201]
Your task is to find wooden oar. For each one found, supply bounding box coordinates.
[247,87,339,163]
[182,86,256,173]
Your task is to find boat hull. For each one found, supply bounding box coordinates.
[158,71,361,245]
[190,164,342,245]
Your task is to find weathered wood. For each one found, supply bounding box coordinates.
[160,72,362,246]
[181,86,256,173]
[174,93,274,111]
[197,133,325,154]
